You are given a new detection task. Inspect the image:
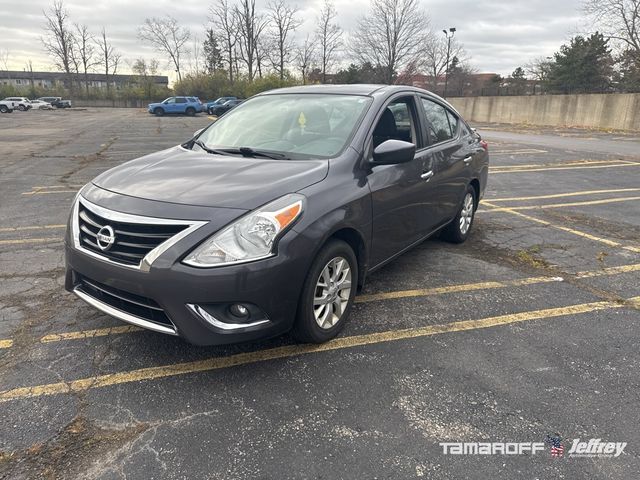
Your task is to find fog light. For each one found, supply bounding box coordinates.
[229,303,249,318]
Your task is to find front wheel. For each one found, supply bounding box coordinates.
[154,107,164,116]
[186,107,196,116]
[441,185,477,244]
[293,240,358,343]
[18,105,26,111]
[0,105,7,113]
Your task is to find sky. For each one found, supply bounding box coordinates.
[0,0,585,81]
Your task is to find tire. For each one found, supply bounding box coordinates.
[18,104,26,111]
[292,239,358,343]
[154,107,164,117]
[185,107,196,116]
[441,184,477,244]
[0,105,7,113]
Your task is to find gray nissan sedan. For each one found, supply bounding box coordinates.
[65,84,489,345]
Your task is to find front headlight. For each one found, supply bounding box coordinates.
[183,194,304,267]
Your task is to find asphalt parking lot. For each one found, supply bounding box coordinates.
[1,108,639,479]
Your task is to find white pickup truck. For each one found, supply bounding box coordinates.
[0,100,14,113]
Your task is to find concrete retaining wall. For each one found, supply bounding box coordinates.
[449,94,640,131]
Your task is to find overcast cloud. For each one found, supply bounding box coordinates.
[0,0,584,80]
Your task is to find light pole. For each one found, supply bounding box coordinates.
[443,27,456,98]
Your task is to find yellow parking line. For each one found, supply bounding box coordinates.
[482,201,638,252]
[0,339,14,349]
[0,237,62,245]
[356,276,559,303]
[480,196,640,213]
[491,163,640,174]
[485,188,640,203]
[0,224,65,233]
[39,325,142,343]
[22,190,78,196]
[577,263,640,278]
[492,159,634,170]
[2,298,635,402]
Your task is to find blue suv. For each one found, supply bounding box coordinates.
[148,96,203,116]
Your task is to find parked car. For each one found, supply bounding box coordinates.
[3,97,32,111]
[208,99,243,116]
[29,99,54,110]
[206,96,237,113]
[38,96,72,108]
[148,96,203,116]
[0,100,13,113]
[66,85,488,346]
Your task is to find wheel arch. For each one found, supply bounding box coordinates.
[323,227,368,290]
[469,178,480,210]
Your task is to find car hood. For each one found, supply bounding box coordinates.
[92,146,329,210]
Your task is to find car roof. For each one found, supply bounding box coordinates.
[259,84,431,97]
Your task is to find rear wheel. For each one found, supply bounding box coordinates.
[154,107,164,117]
[441,185,476,244]
[293,240,358,343]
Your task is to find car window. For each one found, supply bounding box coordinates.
[198,93,372,159]
[420,98,455,145]
[447,110,459,136]
[164,98,175,104]
[187,97,196,102]
[176,98,187,104]
[372,97,418,148]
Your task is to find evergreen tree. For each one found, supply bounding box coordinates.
[547,32,614,93]
[203,28,224,75]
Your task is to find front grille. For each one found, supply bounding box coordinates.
[76,275,174,328]
[78,202,188,266]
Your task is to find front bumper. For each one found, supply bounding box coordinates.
[64,195,314,346]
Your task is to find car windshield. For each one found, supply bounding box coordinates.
[196,94,372,159]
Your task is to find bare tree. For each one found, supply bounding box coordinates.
[138,16,191,82]
[421,33,465,87]
[95,28,121,94]
[315,0,342,83]
[132,58,160,98]
[0,49,9,70]
[72,24,98,94]
[209,0,237,82]
[351,0,429,84]
[267,0,302,80]
[295,34,316,84]
[191,34,202,74]
[41,0,75,86]
[234,0,268,80]
[583,0,640,53]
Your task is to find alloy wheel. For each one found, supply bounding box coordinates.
[313,256,352,329]
[459,192,474,235]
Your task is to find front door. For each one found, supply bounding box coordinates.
[368,96,439,268]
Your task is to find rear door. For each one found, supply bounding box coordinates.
[174,97,187,113]
[367,95,439,268]
[418,97,472,222]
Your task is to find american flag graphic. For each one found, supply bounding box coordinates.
[546,435,564,457]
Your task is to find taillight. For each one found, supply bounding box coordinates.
[480,140,488,151]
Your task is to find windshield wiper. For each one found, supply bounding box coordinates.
[193,141,288,160]
[193,140,229,156]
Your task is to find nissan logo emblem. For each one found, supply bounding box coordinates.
[96,225,116,251]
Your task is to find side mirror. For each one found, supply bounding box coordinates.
[193,128,203,138]
[371,140,415,165]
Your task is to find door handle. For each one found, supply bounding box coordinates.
[421,171,434,181]
[463,156,473,165]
